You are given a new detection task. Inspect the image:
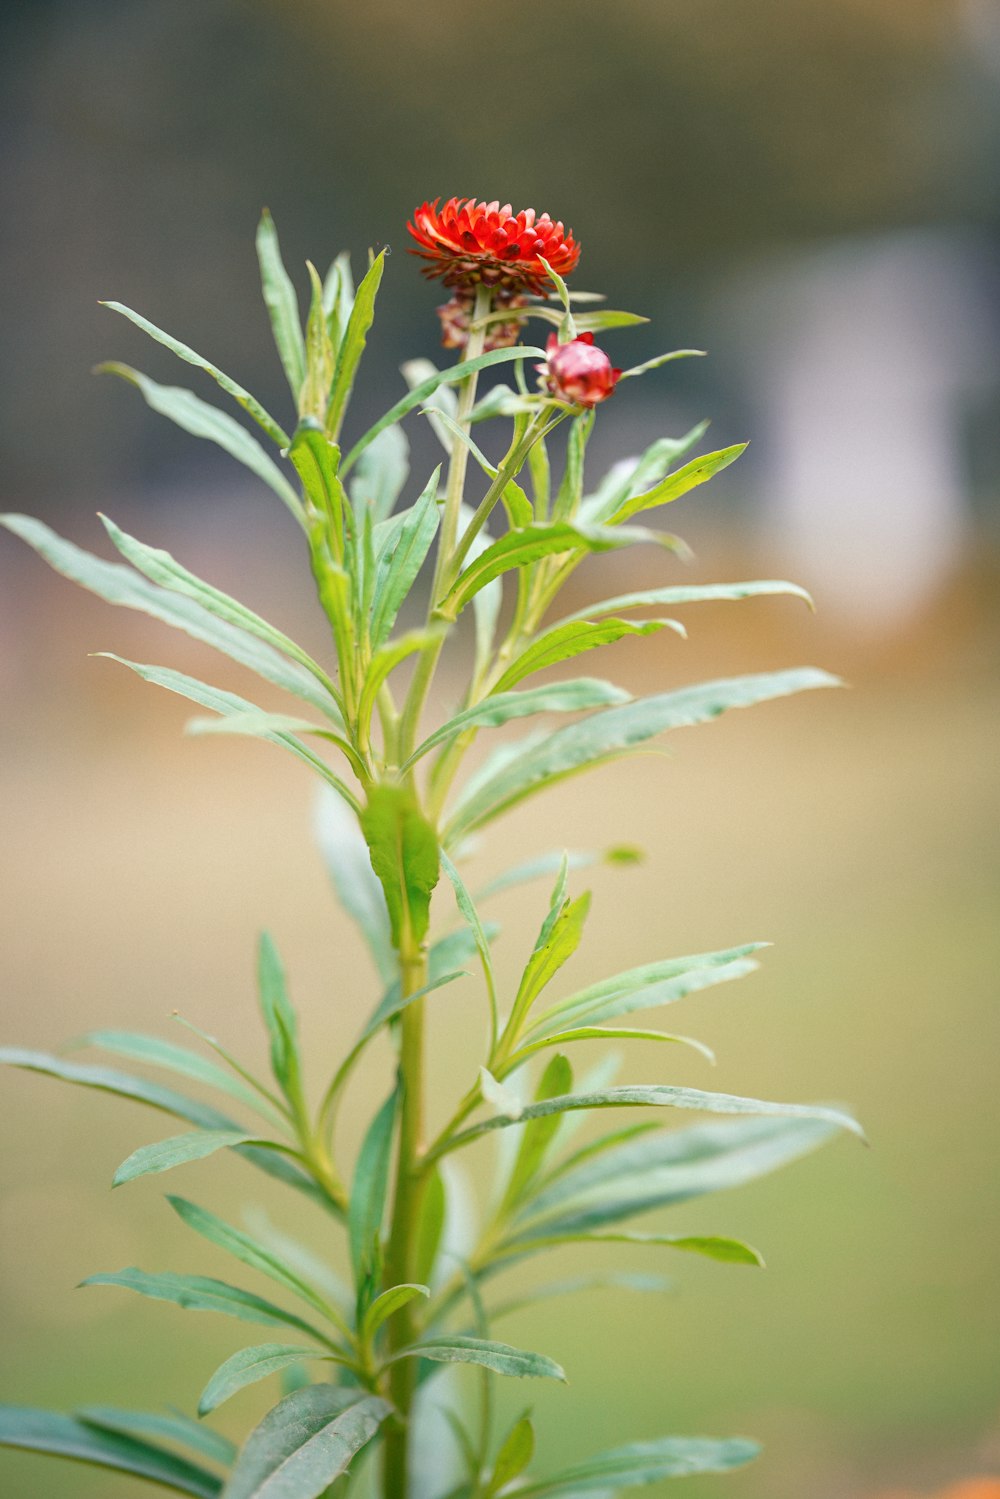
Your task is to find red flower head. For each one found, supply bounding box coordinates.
[408,197,580,296]
[540,332,621,408]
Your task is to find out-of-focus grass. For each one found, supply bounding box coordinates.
[1,544,998,1498]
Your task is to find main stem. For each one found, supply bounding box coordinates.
[382,941,428,1499]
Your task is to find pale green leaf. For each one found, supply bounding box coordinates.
[81,1269,329,1341]
[0,515,341,721]
[0,1406,222,1497]
[492,619,683,695]
[361,1284,430,1344]
[342,347,548,475]
[113,1130,269,1188]
[446,670,841,841]
[608,444,746,526]
[514,1437,759,1495]
[348,424,410,525]
[489,1415,535,1495]
[391,1336,565,1382]
[75,1407,235,1468]
[102,300,289,446]
[406,679,631,770]
[360,783,440,949]
[98,364,304,525]
[222,1387,390,1499]
[326,250,386,440]
[348,1090,397,1290]
[256,209,306,398]
[370,466,441,647]
[554,577,814,627]
[314,785,394,983]
[618,349,706,380]
[198,1345,336,1417]
[75,1030,284,1127]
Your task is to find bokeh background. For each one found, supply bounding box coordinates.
[1,2,999,1497]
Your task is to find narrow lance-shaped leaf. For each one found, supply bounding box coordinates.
[440,849,499,1045]
[433,1084,863,1162]
[99,515,337,698]
[113,1130,273,1188]
[221,1387,391,1499]
[348,423,409,525]
[102,299,289,446]
[75,1029,285,1126]
[361,1283,430,1345]
[406,679,631,771]
[314,785,394,983]
[529,950,764,1036]
[498,1229,763,1267]
[492,617,683,695]
[553,577,814,627]
[198,1345,339,1417]
[0,1406,222,1499]
[517,1114,843,1237]
[489,1415,535,1496]
[0,1048,233,1131]
[98,363,304,526]
[512,1436,760,1496]
[370,465,441,647]
[74,1407,236,1468]
[256,208,306,398]
[348,1089,398,1294]
[446,669,841,841]
[0,514,341,722]
[257,932,304,1109]
[167,1196,345,1328]
[579,422,709,525]
[389,1336,565,1382]
[80,1268,331,1341]
[326,249,386,440]
[608,444,746,526]
[341,346,548,475]
[500,1053,574,1212]
[99,656,360,810]
[299,261,335,422]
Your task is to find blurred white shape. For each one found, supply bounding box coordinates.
[724,229,997,628]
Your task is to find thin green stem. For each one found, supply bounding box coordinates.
[381,941,429,1499]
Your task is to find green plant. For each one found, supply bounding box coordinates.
[0,198,860,1499]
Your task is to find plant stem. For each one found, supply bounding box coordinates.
[381,940,429,1499]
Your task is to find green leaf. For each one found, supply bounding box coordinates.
[513,1436,759,1495]
[554,577,814,626]
[348,1089,397,1292]
[99,657,358,808]
[553,411,594,522]
[168,1197,342,1326]
[608,445,746,526]
[222,1387,390,1499]
[314,785,394,983]
[361,1283,430,1345]
[299,262,334,422]
[99,516,337,701]
[618,349,706,380]
[480,1067,525,1121]
[323,251,354,347]
[477,850,600,901]
[198,1345,335,1417]
[326,250,386,441]
[98,364,304,527]
[413,1166,447,1288]
[102,300,289,447]
[81,1269,328,1341]
[437,1086,863,1161]
[491,618,683,695]
[257,932,303,1107]
[501,1053,574,1212]
[520,1114,843,1236]
[488,1271,671,1322]
[514,1026,715,1067]
[504,1230,763,1267]
[488,1415,535,1496]
[370,466,441,647]
[531,949,764,1035]
[0,1048,232,1130]
[580,424,709,526]
[400,357,458,455]
[507,893,591,1039]
[75,1030,283,1126]
[405,679,631,770]
[286,421,347,531]
[440,522,657,619]
[391,1337,565,1382]
[440,850,499,1045]
[0,515,340,721]
[75,1407,235,1468]
[358,627,446,744]
[348,424,410,525]
[446,669,841,841]
[341,347,548,475]
[0,1406,222,1497]
[113,1130,269,1187]
[359,783,440,949]
[256,209,306,399]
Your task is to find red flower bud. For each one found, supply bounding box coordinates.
[540,332,621,408]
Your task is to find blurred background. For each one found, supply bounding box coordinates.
[1,1,999,1496]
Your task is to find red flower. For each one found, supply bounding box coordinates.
[408,197,580,296]
[540,332,621,407]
